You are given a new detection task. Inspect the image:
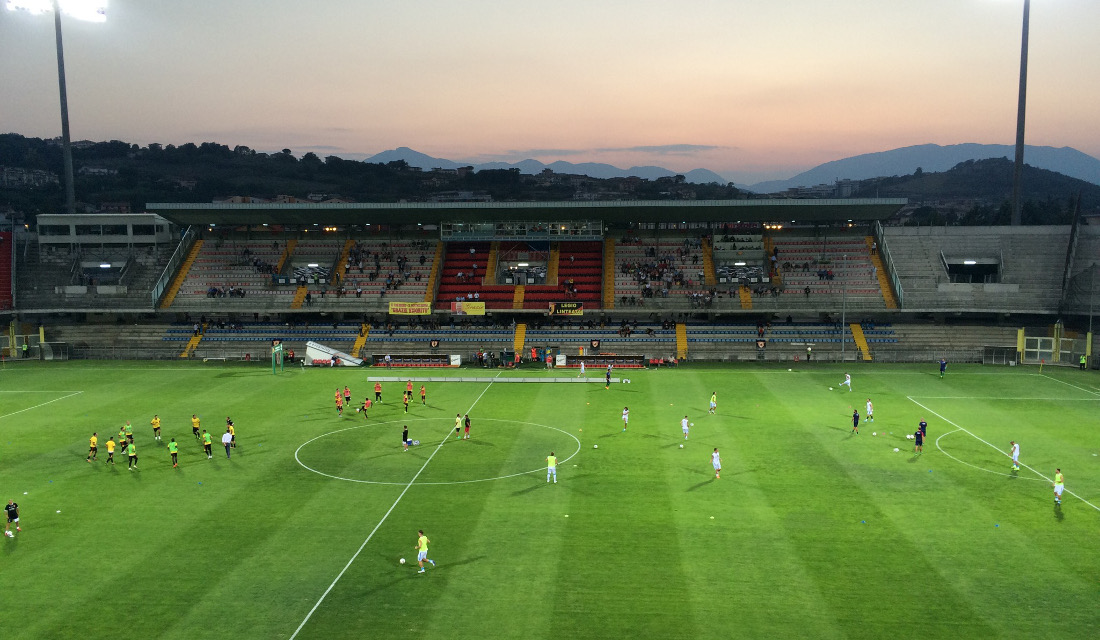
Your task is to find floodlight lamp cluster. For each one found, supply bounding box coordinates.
[5,0,107,23]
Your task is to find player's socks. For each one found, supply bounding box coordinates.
[429,559,435,566]
[418,568,425,573]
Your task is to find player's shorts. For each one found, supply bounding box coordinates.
[417,550,427,561]
[712,462,721,471]
[7,516,18,523]
[1054,484,1064,496]
[89,447,97,453]
[1012,455,1019,463]
[914,438,923,446]
[710,402,716,409]
[682,426,690,433]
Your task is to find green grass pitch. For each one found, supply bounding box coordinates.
[1,360,1098,639]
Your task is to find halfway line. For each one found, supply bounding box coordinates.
[907,396,1099,513]
[289,372,501,639]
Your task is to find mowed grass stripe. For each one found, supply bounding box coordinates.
[2,362,1099,640]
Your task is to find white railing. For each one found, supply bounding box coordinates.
[150,226,196,307]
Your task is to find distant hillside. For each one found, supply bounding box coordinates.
[852,158,1100,222]
[364,148,729,185]
[0,134,741,218]
[749,144,1100,193]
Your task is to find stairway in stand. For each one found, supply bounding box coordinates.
[701,238,717,286]
[275,238,298,273]
[738,285,753,309]
[513,323,526,352]
[866,236,897,309]
[160,239,204,308]
[351,323,370,358]
[603,239,616,309]
[850,323,873,361]
[290,285,309,309]
[179,324,206,358]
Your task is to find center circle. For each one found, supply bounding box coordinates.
[294,417,582,485]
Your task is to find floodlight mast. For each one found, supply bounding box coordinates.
[1010,0,1030,226]
[53,0,76,215]
[6,0,107,215]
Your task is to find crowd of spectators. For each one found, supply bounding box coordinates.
[206,286,246,298]
[238,247,276,274]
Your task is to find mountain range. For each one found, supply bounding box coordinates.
[365,147,729,186]
[364,144,1100,193]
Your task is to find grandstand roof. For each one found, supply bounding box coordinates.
[146,198,908,227]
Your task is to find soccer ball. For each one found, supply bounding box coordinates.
[829,387,833,391]
[690,422,694,427]
[893,448,900,452]
[872,432,877,436]
[679,444,684,449]
[399,558,405,564]
[593,444,598,449]
[788,368,792,372]
[4,531,12,538]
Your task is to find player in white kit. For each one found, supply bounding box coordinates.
[1009,441,1020,471]
[681,415,690,440]
[578,361,586,378]
[865,399,874,423]
[839,373,852,391]
[711,448,721,478]
[622,406,629,431]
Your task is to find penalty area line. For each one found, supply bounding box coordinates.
[289,371,501,639]
[0,391,84,420]
[908,396,1100,513]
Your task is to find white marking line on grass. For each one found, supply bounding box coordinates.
[295,418,581,485]
[908,396,1100,513]
[289,372,501,640]
[1039,374,1100,398]
[0,391,83,420]
[934,429,1044,482]
[912,396,1100,401]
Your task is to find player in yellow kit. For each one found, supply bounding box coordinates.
[415,529,436,574]
[104,437,116,465]
[191,414,201,438]
[150,415,162,441]
[86,432,98,462]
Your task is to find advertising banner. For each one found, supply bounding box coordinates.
[388,301,433,315]
[450,301,486,316]
[549,301,583,316]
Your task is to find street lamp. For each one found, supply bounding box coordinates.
[5,1,107,215]
[1010,0,1030,226]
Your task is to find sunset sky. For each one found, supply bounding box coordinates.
[1,0,1098,183]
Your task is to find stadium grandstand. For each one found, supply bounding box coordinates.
[1,198,1095,369]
